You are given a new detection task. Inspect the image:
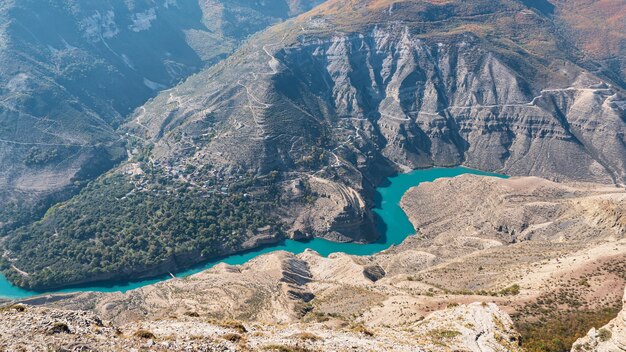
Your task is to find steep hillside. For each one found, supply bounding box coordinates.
[3,0,624,290]
[130,0,625,185]
[7,175,624,351]
[0,0,322,231]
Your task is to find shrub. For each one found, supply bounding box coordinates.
[499,284,521,296]
[50,322,71,334]
[221,333,242,342]
[517,307,620,352]
[351,323,374,337]
[429,329,461,339]
[215,319,247,333]
[0,304,26,313]
[134,329,156,339]
[597,328,612,342]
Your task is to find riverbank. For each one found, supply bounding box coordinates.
[0,167,505,299]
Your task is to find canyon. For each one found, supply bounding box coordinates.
[2,174,624,351]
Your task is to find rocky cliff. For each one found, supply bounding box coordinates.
[130,0,626,186]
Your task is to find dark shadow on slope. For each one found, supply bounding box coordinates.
[520,0,555,16]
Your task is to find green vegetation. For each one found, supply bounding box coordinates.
[0,304,26,313]
[597,328,612,342]
[513,260,625,352]
[428,329,462,339]
[0,192,72,237]
[1,169,281,290]
[24,147,64,166]
[499,284,521,296]
[516,307,620,352]
[408,279,522,298]
[50,322,71,334]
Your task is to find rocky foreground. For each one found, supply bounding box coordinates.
[0,301,522,352]
[1,175,625,351]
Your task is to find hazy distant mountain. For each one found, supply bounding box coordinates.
[0,0,322,230]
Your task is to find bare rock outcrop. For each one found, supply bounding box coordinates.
[291,177,376,242]
[415,302,523,352]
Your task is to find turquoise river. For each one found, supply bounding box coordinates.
[0,167,505,299]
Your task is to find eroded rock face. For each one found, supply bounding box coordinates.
[124,1,625,247]
[401,175,626,245]
[290,176,376,242]
[416,302,523,352]
[572,289,626,352]
[132,12,626,188]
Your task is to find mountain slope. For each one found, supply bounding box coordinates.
[2,0,625,290]
[0,0,323,231]
[0,300,523,351]
[129,0,625,185]
[551,0,626,86]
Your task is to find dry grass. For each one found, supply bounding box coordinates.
[290,332,322,341]
[211,319,248,333]
[221,333,243,342]
[133,329,156,339]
